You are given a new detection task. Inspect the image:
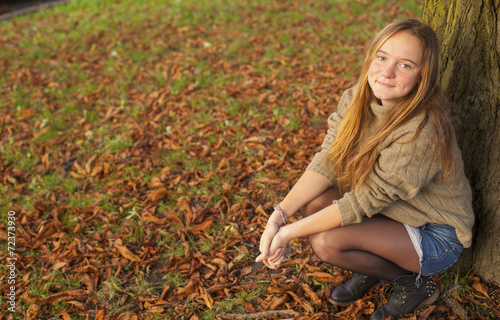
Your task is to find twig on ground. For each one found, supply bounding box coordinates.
[217,310,299,320]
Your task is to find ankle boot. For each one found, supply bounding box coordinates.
[329,272,380,306]
[369,273,439,320]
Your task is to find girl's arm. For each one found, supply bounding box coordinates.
[267,169,332,225]
[256,170,335,268]
[281,202,341,239]
[256,201,342,268]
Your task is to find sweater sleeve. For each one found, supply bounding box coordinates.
[337,124,442,226]
[306,88,354,185]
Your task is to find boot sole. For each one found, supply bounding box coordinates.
[328,298,356,307]
[328,284,378,307]
[368,288,441,320]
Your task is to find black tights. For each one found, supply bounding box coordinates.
[301,187,420,281]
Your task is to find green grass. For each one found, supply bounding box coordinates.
[439,267,476,299]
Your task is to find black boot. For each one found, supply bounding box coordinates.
[369,273,439,320]
[329,273,380,306]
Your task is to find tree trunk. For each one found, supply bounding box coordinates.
[423,0,500,285]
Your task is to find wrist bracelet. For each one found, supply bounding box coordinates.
[274,203,289,225]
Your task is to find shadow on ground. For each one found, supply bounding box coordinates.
[0,0,66,20]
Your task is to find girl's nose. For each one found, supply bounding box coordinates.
[382,64,396,78]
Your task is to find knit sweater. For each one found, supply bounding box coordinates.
[306,88,474,247]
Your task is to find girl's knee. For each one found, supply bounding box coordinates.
[309,232,342,262]
[299,201,320,217]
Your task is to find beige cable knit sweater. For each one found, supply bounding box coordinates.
[306,88,474,247]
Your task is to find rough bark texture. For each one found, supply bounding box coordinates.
[424,0,500,285]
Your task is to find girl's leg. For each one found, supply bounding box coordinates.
[299,187,420,281]
[303,187,438,319]
[309,216,419,280]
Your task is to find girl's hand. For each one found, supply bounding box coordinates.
[255,220,280,264]
[262,247,285,269]
[256,221,289,269]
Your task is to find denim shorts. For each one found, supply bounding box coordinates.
[405,223,464,276]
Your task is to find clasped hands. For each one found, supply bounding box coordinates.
[255,220,290,269]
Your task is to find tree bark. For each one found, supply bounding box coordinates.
[423,0,500,285]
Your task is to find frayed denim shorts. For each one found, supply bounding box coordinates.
[405,223,464,276]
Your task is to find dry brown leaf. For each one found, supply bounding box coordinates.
[287,290,314,314]
[178,198,194,226]
[188,219,213,232]
[52,261,67,271]
[149,176,164,187]
[148,306,165,313]
[267,294,289,310]
[94,307,106,320]
[115,312,139,320]
[90,165,103,176]
[418,304,436,319]
[25,304,40,320]
[164,214,185,227]
[198,287,214,309]
[300,283,321,307]
[58,310,73,320]
[85,155,97,174]
[73,161,86,175]
[115,241,141,262]
[39,289,87,305]
[472,280,490,299]
[306,271,338,283]
[148,187,169,202]
[32,222,58,249]
[176,279,198,295]
[141,211,167,224]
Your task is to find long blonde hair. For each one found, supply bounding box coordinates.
[327,19,456,192]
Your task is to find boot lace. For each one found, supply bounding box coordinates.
[378,279,407,318]
[389,282,407,306]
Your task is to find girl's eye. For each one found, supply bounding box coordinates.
[401,63,411,69]
[377,56,386,61]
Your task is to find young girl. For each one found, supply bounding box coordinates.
[255,19,474,320]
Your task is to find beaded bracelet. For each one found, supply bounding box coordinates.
[274,203,289,225]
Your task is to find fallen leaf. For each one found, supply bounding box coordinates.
[25,304,40,320]
[115,241,141,262]
[198,287,214,309]
[472,280,490,299]
[59,310,73,320]
[176,279,198,295]
[39,290,87,305]
[188,219,213,232]
[94,307,106,320]
[306,272,338,283]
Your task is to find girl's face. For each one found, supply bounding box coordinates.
[368,31,424,106]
